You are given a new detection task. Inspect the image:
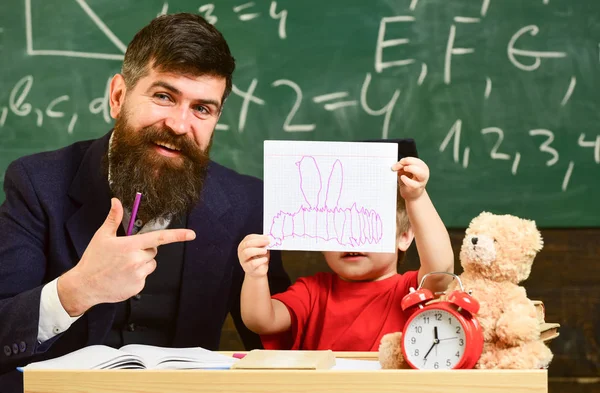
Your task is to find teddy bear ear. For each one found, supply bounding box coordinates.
[465,211,493,232]
[474,211,492,220]
[522,217,544,251]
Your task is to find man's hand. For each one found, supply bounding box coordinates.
[238,234,271,278]
[392,157,430,201]
[57,198,196,316]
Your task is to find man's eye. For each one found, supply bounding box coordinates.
[155,93,171,101]
[195,106,209,114]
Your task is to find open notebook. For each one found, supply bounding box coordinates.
[21,344,237,371]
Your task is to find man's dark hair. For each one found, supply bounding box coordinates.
[122,13,235,103]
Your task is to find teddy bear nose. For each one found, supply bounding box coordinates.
[471,237,478,245]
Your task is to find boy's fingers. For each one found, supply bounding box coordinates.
[250,257,269,270]
[400,175,420,189]
[240,247,268,262]
[246,247,269,260]
[400,157,421,166]
[402,165,427,182]
[243,236,271,249]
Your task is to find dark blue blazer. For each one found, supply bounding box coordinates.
[0,132,290,391]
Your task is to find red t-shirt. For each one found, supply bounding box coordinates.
[261,271,419,351]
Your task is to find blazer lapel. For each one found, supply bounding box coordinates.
[173,166,234,347]
[65,132,117,345]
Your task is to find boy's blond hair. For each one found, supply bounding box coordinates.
[396,190,411,264]
[396,190,410,234]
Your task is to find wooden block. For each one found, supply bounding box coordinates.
[230,350,336,370]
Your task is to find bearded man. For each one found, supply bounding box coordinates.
[0,13,290,393]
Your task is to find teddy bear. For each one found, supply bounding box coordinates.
[379,211,553,369]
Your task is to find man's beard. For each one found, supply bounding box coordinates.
[106,114,211,223]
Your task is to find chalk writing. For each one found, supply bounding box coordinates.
[481,0,491,16]
[233,2,260,21]
[439,119,583,191]
[484,77,492,99]
[25,0,124,60]
[198,4,217,24]
[46,96,69,118]
[230,79,265,132]
[67,114,78,134]
[0,107,7,127]
[445,20,477,85]
[89,77,111,124]
[578,134,600,164]
[1,75,111,135]
[375,16,415,73]
[562,162,574,191]
[507,25,567,71]
[560,77,576,106]
[269,2,287,39]
[312,92,357,111]
[271,80,316,132]
[529,130,559,166]
[417,63,427,85]
[198,1,287,37]
[360,74,400,140]
[158,2,168,17]
[2,0,597,226]
[9,76,33,117]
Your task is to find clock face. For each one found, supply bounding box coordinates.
[403,308,468,370]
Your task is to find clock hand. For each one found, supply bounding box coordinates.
[438,337,459,341]
[423,341,436,360]
[424,326,440,361]
[433,326,439,356]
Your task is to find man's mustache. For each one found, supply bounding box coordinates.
[136,126,202,159]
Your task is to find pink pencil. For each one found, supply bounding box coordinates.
[126,192,142,236]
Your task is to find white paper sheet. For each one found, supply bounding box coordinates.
[264,140,398,252]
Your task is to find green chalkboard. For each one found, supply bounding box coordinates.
[0,0,598,227]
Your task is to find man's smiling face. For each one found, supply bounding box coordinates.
[107,68,227,221]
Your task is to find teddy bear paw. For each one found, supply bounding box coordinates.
[378,332,408,369]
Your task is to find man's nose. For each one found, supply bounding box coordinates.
[164,107,192,135]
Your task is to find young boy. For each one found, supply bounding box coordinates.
[237,156,454,351]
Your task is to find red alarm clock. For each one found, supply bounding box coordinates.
[400,272,483,370]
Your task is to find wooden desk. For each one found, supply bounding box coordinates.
[24,352,548,393]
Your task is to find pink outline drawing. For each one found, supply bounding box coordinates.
[268,156,384,248]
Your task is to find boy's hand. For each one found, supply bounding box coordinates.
[392,157,430,201]
[238,234,271,278]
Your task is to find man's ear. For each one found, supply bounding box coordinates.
[109,74,127,119]
[397,227,414,252]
